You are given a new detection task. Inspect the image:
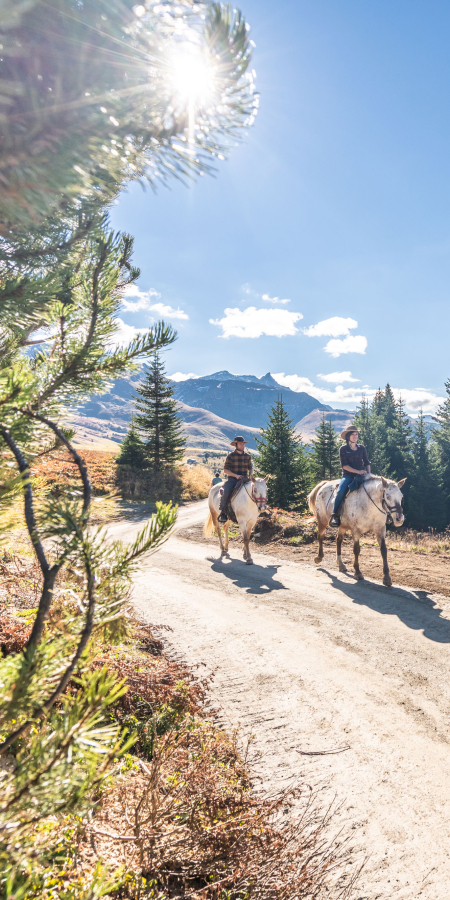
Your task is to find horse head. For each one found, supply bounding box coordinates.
[251,476,269,512]
[381,476,406,527]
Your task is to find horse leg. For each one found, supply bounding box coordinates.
[242,526,253,565]
[211,510,226,557]
[314,525,326,565]
[353,537,364,580]
[377,527,392,587]
[336,528,347,573]
[223,522,230,557]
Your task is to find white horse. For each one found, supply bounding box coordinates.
[308,474,406,586]
[204,477,269,565]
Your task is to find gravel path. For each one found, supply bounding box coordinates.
[109,500,450,899]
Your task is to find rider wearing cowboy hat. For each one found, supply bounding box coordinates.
[218,436,253,523]
[329,425,371,527]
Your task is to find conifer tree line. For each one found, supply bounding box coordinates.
[256,386,450,533]
[0,0,256,891]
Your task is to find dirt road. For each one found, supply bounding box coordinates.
[110,501,450,899]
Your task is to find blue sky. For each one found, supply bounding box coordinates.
[111,0,450,413]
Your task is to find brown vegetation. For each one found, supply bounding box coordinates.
[116,463,211,502]
[0,535,361,898]
[31,450,212,504]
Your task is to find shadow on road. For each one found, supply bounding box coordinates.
[319,567,450,644]
[207,556,286,596]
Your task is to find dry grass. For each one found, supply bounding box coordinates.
[79,722,360,900]
[31,449,118,496]
[0,533,363,900]
[116,463,211,502]
[75,622,361,900]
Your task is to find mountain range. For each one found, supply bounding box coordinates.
[71,369,352,452]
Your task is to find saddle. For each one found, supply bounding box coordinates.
[219,478,251,524]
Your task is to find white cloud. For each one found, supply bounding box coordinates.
[122,285,161,311]
[121,285,188,320]
[210,306,303,339]
[391,388,445,413]
[170,372,199,381]
[272,373,444,414]
[273,372,366,405]
[304,316,358,337]
[324,335,367,357]
[261,293,291,304]
[318,371,360,383]
[112,318,148,347]
[149,302,188,320]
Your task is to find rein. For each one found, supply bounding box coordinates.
[362,483,396,525]
[243,480,267,509]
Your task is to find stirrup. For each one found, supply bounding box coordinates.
[329,514,340,528]
[218,512,227,523]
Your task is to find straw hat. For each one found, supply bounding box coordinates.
[340,425,360,441]
[230,435,248,446]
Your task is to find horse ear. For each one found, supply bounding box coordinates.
[264,474,271,483]
[397,477,407,489]
[381,476,389,488]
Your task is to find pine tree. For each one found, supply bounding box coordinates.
[255,396,309,511]
[408,411,446,531]
[0,1,258,235]
[134,353,186,472]
[353,395,374,460]
[117,418,146,468]
[432,378,450,525]
[0,1,257,886]
[309,414,341,483]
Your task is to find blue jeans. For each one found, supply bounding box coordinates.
[219,476,238,511]
[333,474,362,514]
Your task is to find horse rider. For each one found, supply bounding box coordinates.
[329,425,371,528]
[211,471,222,486]
[218,435,253,524]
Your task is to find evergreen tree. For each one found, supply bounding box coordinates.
[0,0,258,235]
[0,1,257,886]
[255,396,309,511]
[135,352,186,472]
[353,395,374,461]
[432,378,450,525]
[408,411,446,531]
[309,414,341,483]
[117,417,146,468]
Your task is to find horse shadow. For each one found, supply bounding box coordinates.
[207,555,286,596]
[318,567,450,644]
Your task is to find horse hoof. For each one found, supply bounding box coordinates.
[355,572,364,581]
[245,557,253,565]
[338,564,348,574]
[314,556,323,565]
[383,576,392,587]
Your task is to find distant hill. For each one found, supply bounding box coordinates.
[172,371,330,428]
[177,402,260,451]
[294,409,353,443]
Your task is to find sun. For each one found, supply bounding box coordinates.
[169,44,216,109]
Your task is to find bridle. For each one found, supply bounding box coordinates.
[243,480,268,511]
[362,483,402,525]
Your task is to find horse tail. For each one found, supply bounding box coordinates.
[308,481,328,516]
[203,511,214,538]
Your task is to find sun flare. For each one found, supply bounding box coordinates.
[169,44,216,108]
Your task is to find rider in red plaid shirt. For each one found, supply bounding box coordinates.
[218,436,253,523]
